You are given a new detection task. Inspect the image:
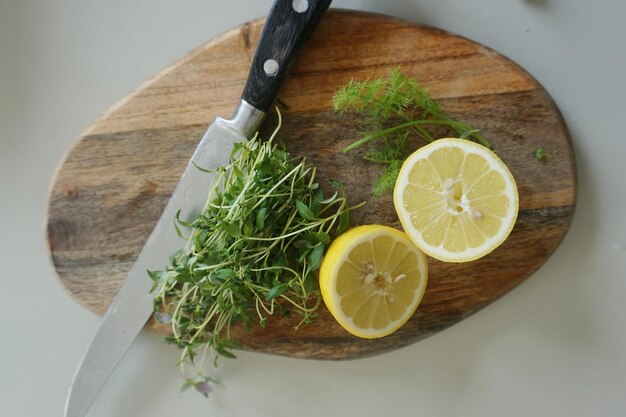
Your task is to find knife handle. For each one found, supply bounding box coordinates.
[241,0,332,113]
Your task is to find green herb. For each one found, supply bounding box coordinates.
[150,112,362,393]
[533,148,545,160]
[332,67,491,196]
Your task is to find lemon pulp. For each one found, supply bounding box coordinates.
[393,138,518,262]
[319,225,428,338]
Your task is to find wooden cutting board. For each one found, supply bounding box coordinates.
[47,10,576,359]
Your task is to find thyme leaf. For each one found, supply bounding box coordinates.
[151,111,363,392]
[533,148,545,160]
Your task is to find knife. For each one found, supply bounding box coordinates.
[64,1,331,416]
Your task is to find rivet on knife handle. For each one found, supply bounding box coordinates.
[242,0,332,113]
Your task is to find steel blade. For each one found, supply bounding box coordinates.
[64,101,265,417]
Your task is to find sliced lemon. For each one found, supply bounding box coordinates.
[393,138,518,262]
[319,225,428,339]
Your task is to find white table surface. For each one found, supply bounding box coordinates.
[1,0,625,416]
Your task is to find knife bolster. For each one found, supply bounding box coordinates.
[229,99,267,139]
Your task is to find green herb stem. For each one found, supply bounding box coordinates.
[343,119,490,153]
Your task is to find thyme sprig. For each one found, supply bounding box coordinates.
[332,67,491,196]
[150,112,361,394]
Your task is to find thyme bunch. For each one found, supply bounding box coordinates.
[332,67,491,196]
[150,113,360,394]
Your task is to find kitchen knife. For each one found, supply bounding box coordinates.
[64,1,332,416]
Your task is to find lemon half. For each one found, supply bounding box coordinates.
[319,225,428,339]
[393,138,519,262]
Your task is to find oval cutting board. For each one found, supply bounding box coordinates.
[47,10,576,359]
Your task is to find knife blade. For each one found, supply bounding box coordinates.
[64,1,332,416]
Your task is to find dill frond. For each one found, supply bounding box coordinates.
[333,67,490,196]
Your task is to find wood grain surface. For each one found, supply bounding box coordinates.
[46,10,576,360]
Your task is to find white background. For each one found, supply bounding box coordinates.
[1,0,625,416]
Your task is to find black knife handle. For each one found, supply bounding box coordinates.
[241,0,332,113]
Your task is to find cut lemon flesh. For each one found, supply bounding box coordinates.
[393,138,518,262]
[319,225,428,338]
